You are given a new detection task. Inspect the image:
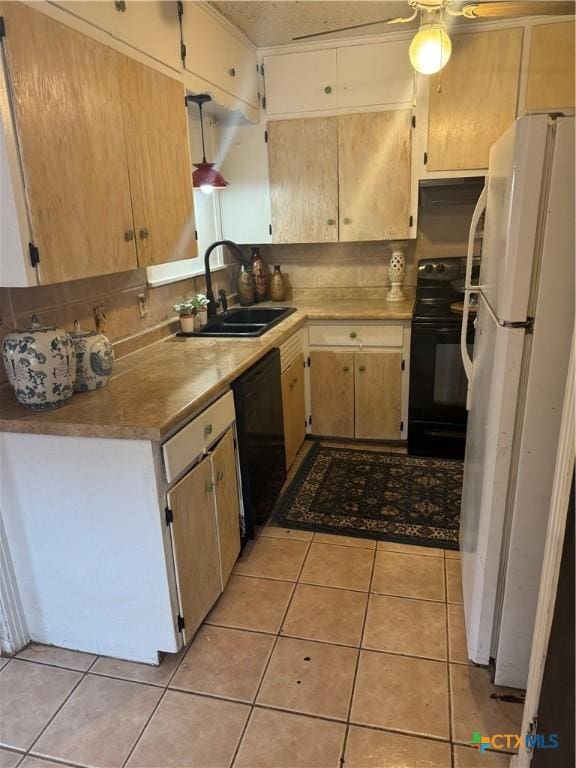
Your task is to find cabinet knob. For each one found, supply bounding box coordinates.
[326,218,335,226]
[139,227,149,240]
[216,470,224,482]
[343,217,351,225]
[229,67,236,77]
[342,365,350,373]
[359,365,366,373]
[350,331,357,339]
[114,0,126,11]
[124,229,134,242]
[324,85,332,94]
[206,481,214,493]
[204,423,213,436]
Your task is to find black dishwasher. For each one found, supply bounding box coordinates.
[232,348,286,541]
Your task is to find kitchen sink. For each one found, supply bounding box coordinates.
[183,306,297,337]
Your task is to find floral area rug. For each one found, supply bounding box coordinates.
[272,443,463,550]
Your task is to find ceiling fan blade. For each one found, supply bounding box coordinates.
[292,12,418,42]
[462,1,575,19]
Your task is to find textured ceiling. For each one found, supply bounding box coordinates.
[209,1,421,47]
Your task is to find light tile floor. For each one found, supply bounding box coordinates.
[0,445,525,768]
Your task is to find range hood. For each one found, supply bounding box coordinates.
[419,177,485,207]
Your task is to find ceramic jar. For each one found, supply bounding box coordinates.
[270,265,286,302]
[2,315,76,410]
[69,321,114,392]
[237,265,255,306]
[251,247,268,302]
[387,246,407,302]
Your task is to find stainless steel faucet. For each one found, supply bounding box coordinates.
[203,240,249,320]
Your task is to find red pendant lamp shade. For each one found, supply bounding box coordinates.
[188,93,229,190]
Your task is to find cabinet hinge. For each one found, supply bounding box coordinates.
[409,215,413,228]
[165,506,173,526]
[400,420,404,432]
[308,415,312,426]
[177,614,185,632]
[194,229,198,241]
[401,359,405,371]
[411,115,416,128]
[184,95,188,108]
[233,436,237,449]
[264,129,268,143]
[180,42,187,63]
[262,96,267,110]
[423,151,428,165]
[28,242,40,268]
[259,63,265,76]
[0,17,5,38]
[268,223,272,236]
[307,356,311,367]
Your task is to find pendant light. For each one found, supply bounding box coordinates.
[188,93,229,193]
[409,12,452,75]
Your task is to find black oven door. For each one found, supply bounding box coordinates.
[408,321,475,458]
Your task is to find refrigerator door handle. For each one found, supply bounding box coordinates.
[461,186,487,408]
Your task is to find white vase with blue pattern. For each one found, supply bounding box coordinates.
[70,321,114,392]
[2,315,76,410]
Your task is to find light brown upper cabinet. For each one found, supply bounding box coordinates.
[267,111,413,243]
[268,118,339,244]
[1,1,138,283]
[119,57,196,267]
[525,22,575,111]
[427,28,523,171]
[338,111,412,241]
[53,1,183,72]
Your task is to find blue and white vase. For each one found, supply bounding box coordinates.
[70,321,114,392]
[2,315,76,410]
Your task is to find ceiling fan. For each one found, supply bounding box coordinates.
[293,1,575,75]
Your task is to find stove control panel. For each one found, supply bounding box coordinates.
[417,257,463,283]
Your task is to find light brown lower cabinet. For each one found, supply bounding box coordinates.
[166,456,221,643]
[210,429,241,586]
[355,352,402,440]
[310,350,403,440]
[310,351,355,439]
[166,427,241,641]
[281,353,306,469]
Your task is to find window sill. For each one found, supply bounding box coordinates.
[146,261,228,288]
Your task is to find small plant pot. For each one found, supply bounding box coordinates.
[198,307,208,327]
[179,314,197,333]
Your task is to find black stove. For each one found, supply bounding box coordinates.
[408,257,478,460]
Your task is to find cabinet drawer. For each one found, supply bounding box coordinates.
[163,391,235,483]
[308,325,403,348]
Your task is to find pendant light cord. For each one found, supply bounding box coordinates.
[198,100,208,164]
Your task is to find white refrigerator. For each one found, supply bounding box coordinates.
[459,113,574,690]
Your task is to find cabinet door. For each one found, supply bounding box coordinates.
[337,41,413,109]
[281,354,306,470]
[310,351,354,438]
[338,111,412,241]
[526,22,575,111]
[211,428,241,587]
[119,55,196,267]
[268,118,338,243]
[355,352,402,440]
[167,456,221,643]
[427,28,523,171]
[54,1,183,72]
[264,50,337,115]
[182,2,258,109]
[1,2,137,283]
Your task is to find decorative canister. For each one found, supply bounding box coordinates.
[69,321,114,392]
[270,265,286,302]
[237,264,255,306]
[251,247,268,302]
[2,315,76,410]
[387,245,407,302]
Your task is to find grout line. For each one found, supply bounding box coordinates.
[443,554,456,768]
[340,540,378,766]
[229,535,314,768]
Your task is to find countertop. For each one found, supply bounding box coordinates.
[0,298,414,441]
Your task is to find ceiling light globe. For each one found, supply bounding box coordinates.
[409,24,452,75]
[200,183,215,194]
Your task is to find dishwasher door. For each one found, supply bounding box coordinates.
[233,348,286,540]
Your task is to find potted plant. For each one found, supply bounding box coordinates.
[193,293,209,327]
[173,299,198,333]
